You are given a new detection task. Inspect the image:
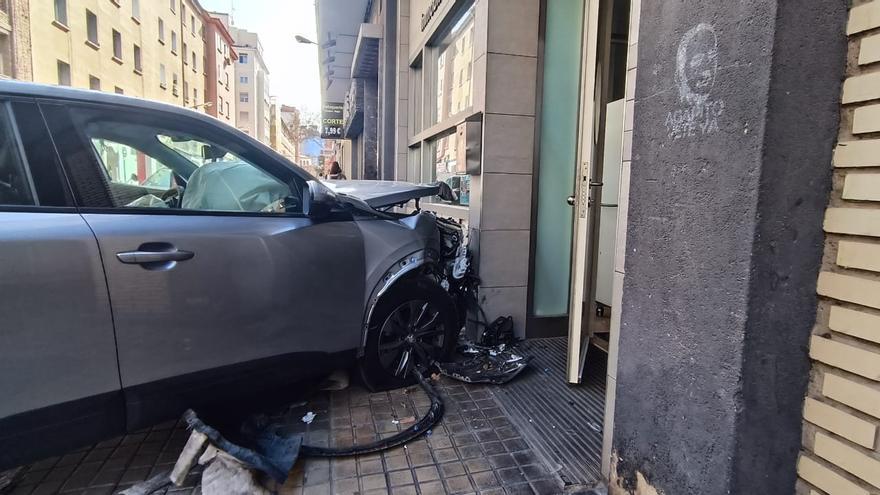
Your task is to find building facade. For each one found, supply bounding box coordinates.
[315,0,879,493]
[216,17,270,144]
[0,0,32,80]
[29,0,206,104]
[269,97,296,161]
[203,12,235,124]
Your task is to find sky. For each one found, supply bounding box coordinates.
[200,0,322,115]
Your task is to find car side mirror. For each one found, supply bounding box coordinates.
[303,180,336,218]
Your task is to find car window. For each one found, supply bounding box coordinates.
[0,103,36,207]
[67,109,300,214]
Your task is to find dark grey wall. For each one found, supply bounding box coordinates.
[613,0,846,493]
[364,77,380,180]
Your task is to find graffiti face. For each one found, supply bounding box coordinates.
[676,23,718,105]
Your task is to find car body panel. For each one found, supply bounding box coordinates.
[324,180,441,208]
[81,213,366,385]
[0,211,124,467]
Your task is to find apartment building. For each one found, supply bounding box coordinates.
[203,12,235,124]
[0,0,32,79]
[29,0,204,105]
[211,13,270,144]
[269,98,295,161]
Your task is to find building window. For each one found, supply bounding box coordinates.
[240,92,249,103]
[57,60,71,86]
[131,0,140,20]
[115,87,124,94]
[225,101,229,116]
[183,81,189,103]
[158,18,165,43]
[86,10,99,46]
[192,52,197,70]
[133,44,142,72]
[159,63,166,88]
[172,73,179,95]
[193,87,198,104]
[89,75,100,90]
[54,0,68,26]
[171,31,178,53]
[169,0,174,12]
[181,4,186,23]
[218,96,224,115]
[225,73,229,88]
[112,30,123,60]
[239,53,248,64]
[0,33,10,77]
[431,3,475,124]
[182,42,188,63]
[240,75,248,84]
[191,16,196,35]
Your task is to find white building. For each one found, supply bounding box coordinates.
[211,13,270,143]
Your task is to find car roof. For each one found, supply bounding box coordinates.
[0,80,222,126]
[0,80,316,180]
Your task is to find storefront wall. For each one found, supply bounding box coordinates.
[402,0,542,337]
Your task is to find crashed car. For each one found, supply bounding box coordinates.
[0,81,466,469]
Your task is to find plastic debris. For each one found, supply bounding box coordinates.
[301,412,316,424]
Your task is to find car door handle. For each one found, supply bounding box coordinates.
[116,249,194,264]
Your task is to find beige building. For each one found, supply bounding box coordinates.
[269,98,295,160]
[28,0,206,108]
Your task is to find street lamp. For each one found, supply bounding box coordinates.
[295,34,337,49]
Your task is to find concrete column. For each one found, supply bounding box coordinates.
[363,77,380,180]
[470,0,541,338]
[610,1,847,494]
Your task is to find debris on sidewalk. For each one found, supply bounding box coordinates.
[437,341,532,384]
[301,411,316,424]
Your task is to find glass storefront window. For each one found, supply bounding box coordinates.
[432,4,475,124]
[428,132,469,206]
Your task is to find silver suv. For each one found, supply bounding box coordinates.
[0,82,463,469]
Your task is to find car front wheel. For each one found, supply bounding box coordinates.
[359,278,459,392]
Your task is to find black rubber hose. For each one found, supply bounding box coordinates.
[300,367,444,458]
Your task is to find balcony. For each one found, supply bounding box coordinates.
[350,23,381,79]
[343,78,364,138]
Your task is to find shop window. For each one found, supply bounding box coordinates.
[430,4,475,124]
[428,132,469,206]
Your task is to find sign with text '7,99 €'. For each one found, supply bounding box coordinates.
[321,102,344,139]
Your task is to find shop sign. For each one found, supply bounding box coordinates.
[321,102,344,139]
[420,0,443,31]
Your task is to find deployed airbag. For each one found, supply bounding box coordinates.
[181,160,289,212]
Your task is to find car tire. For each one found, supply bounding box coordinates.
[359,278,459,392]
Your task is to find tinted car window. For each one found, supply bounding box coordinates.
[44,103,304,214]
[0,103,36,206]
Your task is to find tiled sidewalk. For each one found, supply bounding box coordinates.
[7,377,565,495]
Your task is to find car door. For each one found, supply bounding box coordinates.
[0,99,123,469]
[41,100,366,429]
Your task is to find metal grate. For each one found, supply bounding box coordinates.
[490,337,607,487]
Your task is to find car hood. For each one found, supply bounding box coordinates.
[322,180,441,208]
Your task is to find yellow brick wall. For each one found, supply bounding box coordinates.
[796,1,880,494]
[28,0,206,111]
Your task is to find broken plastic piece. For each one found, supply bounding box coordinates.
[301,412,316,424]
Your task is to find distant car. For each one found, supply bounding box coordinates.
[0,81,463,469]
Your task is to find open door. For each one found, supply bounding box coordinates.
[566,0,604,384]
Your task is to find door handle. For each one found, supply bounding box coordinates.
[566,196,576,206]
[117,248,194,264]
